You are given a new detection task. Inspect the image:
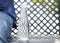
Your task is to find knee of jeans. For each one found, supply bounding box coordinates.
[0,20,8,42]
[0,19,12,37]
[0,20,7,30]
[0,20,7,34]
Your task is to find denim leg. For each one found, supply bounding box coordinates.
[0,12,13,43]
[0,40,4,43]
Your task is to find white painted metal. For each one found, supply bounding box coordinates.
[17,3,28,41]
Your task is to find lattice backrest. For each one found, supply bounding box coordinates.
[11,0,60,39]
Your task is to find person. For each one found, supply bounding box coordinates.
[0,0,16,43]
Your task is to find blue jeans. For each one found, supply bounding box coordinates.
[0,12,13,43]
